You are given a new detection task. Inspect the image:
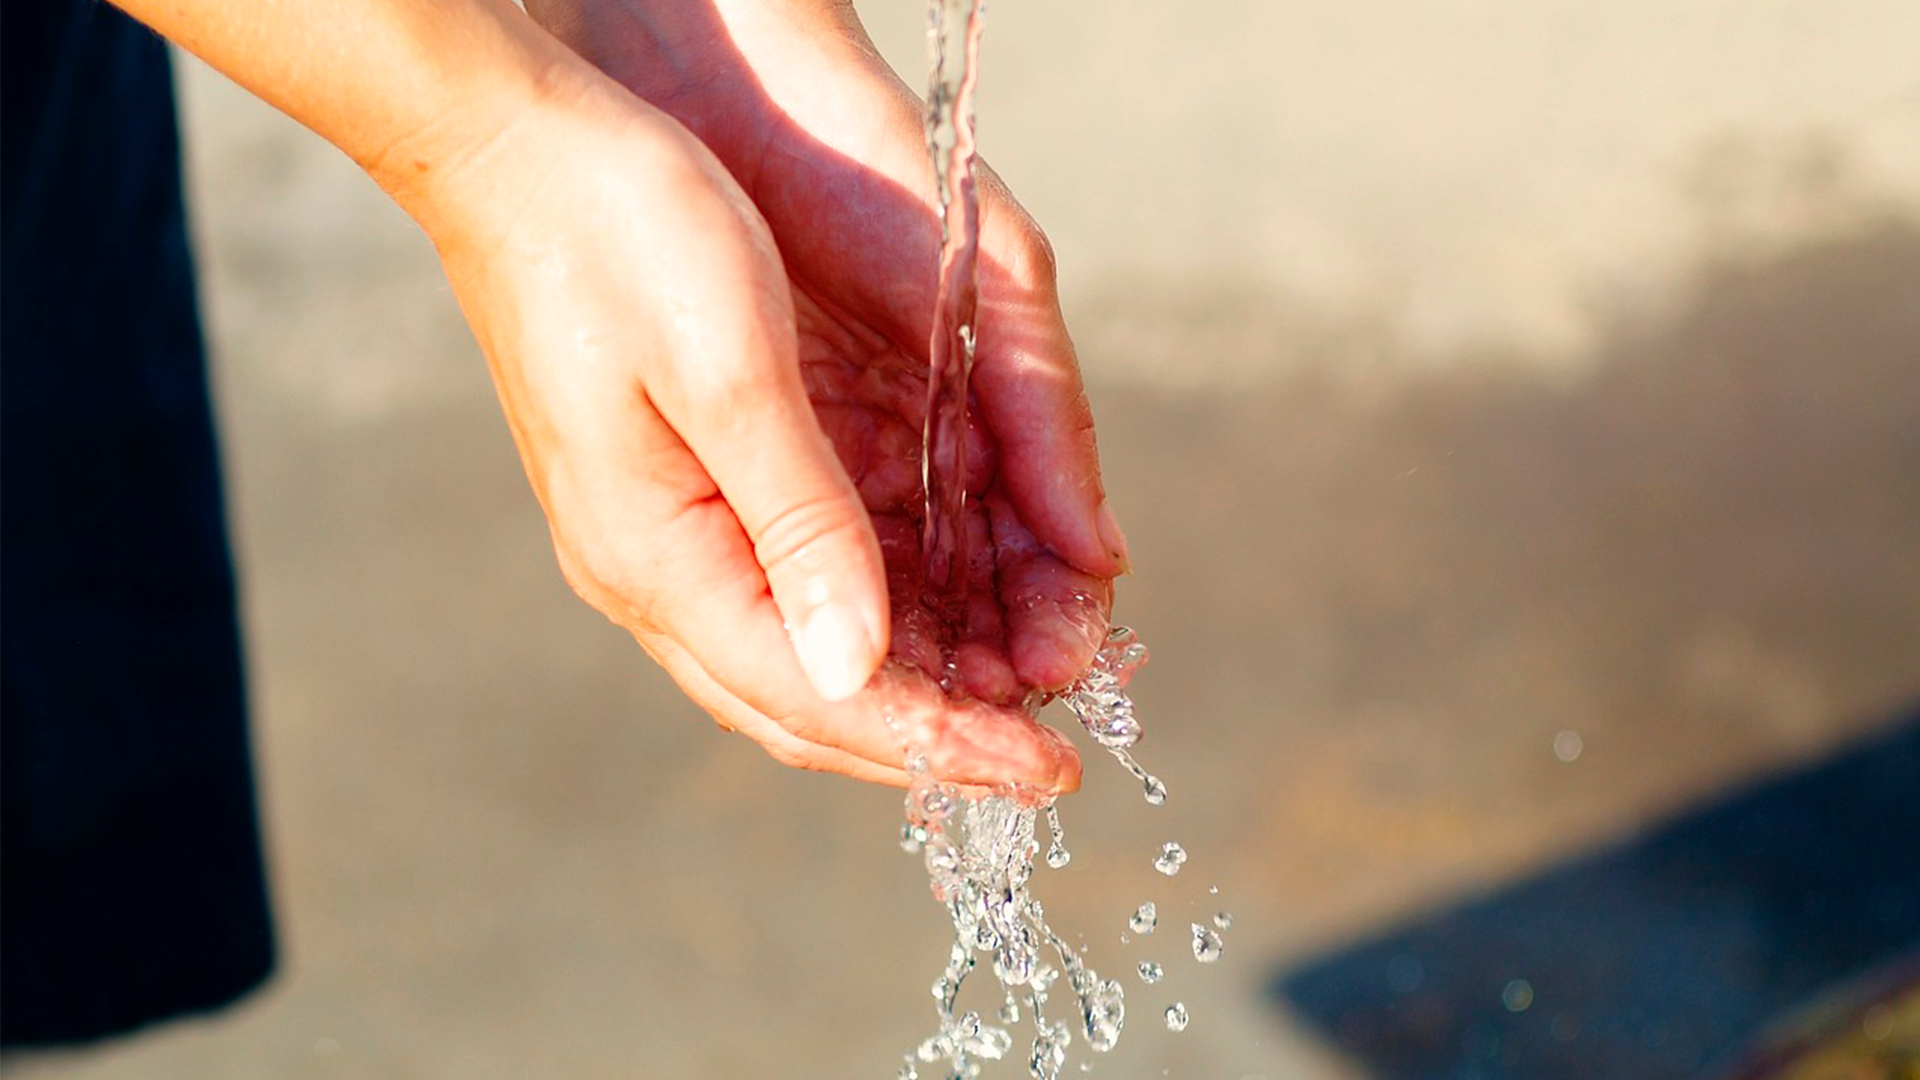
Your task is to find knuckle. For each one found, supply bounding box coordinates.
[552,532,662,632]
[692,359,776,431]
[1012,224,1059,286]
[751,494,872,589]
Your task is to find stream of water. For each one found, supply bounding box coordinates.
[895,2,1225,1075]
[919,0,986,623]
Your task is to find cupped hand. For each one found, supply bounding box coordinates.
[523,0,1130,780]
[422,58,1118,790]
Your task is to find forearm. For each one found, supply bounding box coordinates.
[111,0,600,229]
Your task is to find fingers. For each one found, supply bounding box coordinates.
[988,491,1114,690]
[638,232,890,703]
[638,632,916,786]
[577,457,1077,791]
[969,176,1131,580]
[639,628,1082,793]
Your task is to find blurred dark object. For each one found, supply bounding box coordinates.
[1711,960,1920,1080]
[1273,713,1920,1080]
[2,0,273,1045]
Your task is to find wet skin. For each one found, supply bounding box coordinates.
[486,0,1130,790]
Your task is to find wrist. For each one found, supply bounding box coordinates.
[523,0,885,162]
[355,28,599,230]
[380,56,704,264]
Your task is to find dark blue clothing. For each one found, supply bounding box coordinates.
[3,0,274,1044]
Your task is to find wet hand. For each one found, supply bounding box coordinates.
[522,0,1130,783]
[422,70,1094,790]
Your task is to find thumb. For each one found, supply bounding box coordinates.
[642,262,890,703]
[736,409,891,704]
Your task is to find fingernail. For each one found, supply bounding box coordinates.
[1095,498,1132,574]
[794,602,877,702]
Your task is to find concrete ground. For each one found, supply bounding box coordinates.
[9,1,1920,1077]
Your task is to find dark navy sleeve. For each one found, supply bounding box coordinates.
[3,0,276,1044]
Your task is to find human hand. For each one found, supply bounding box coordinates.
[523,0,1130,778]
[107,0,1109,789]
[417,68,1108,791]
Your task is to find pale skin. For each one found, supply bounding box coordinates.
[116,0,1127,791]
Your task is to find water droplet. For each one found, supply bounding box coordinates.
[1208,885,1219,895]
[1143,775,1167,805]
[1029,1031,1067,1080]
[1044,803,1071,868]
[1213,911,1233,930]
[1153,842,1187,876]
[918,783,955,821]
[1164,1003,1189,1032]
[1191,923,1224,963]
[999,996,1021,1024]
[1554,730,1584,762]
[1129,902,1158,935]
[1137,961,1163,984]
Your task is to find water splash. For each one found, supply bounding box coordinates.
[1057,629,1172,809]
[901,766,1134,1078]
[897,627,1178,1077]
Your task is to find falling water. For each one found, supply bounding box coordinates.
[896,1,1227,1075]
[897,634,1154,1079]
[919,0,987,620]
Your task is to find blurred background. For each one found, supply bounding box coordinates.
[11,0,1920,1077]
